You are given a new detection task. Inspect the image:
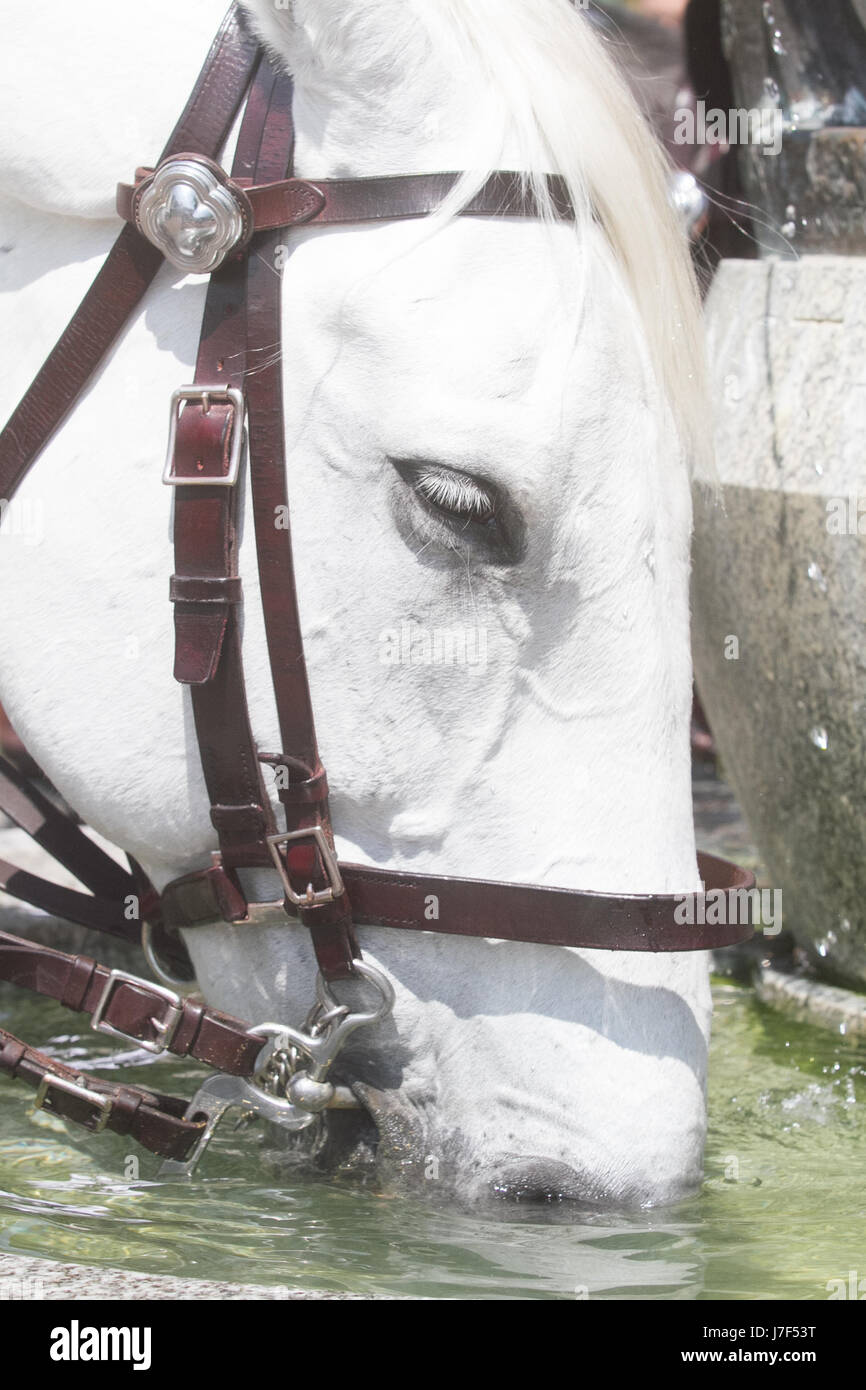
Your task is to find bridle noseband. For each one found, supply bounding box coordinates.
[0,4,754,1171]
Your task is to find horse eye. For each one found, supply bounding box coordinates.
[420,470,497,521]
[391,458,526,564]
[395,461,497,523]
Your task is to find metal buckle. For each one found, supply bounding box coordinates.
[91,970,184,1055]
[240,899,291,927]
[34,1073,113,1134]
[162,385,245,486]
[266,826,346,907]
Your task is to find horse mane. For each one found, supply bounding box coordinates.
[245,0,708,476]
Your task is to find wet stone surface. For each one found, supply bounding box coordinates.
[695,256,866,990]
[0,1251,386,1300]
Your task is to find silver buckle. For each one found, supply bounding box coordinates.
[91,970,183,1055]
[162,385,245,486]
[34,1073,113,1134]
[266,826,346,907]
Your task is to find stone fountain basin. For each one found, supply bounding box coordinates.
[693,255,866,990]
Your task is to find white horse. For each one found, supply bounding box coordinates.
[0,0,710,1206]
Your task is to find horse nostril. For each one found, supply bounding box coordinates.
[488,1157,588,1204]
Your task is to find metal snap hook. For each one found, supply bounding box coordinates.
[160,962,395,1175]
[314,959,396,1031]
[250,960,395,1112]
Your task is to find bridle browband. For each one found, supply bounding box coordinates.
[0,4,754,1168]
[117,158,576,271]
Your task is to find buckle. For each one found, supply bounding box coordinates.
[266,826,346,908]
[91,970,184,1055]
[163,385,245,487]
[34,1073,113,1134]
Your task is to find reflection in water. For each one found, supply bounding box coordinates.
[0,983,864,1299]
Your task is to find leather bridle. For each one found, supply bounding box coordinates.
[0,5,755,1169]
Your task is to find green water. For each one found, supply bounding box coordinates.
[1,981,864,1300]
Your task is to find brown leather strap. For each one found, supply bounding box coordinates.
[0,931,265,1073]
[0,1028,204,1161]
[0,755,132,900]
[0,4,259,507]
[164,60,358,976]
[163,850,757,951]
[0,858,140,939]
[0,757,190,972]
[241,74,359,979]
[168,58,281,873]
[0,925,287,1159]
[118,169,575,235]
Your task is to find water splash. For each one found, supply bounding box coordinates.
[780,1082,839,1126]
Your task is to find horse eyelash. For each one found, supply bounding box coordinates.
[411,466,495,521]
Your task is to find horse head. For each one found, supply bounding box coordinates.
[0,0,712,1206]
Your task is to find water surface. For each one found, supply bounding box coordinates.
[1,982,863,1299]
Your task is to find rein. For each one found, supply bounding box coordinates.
[0,4,755,1171]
